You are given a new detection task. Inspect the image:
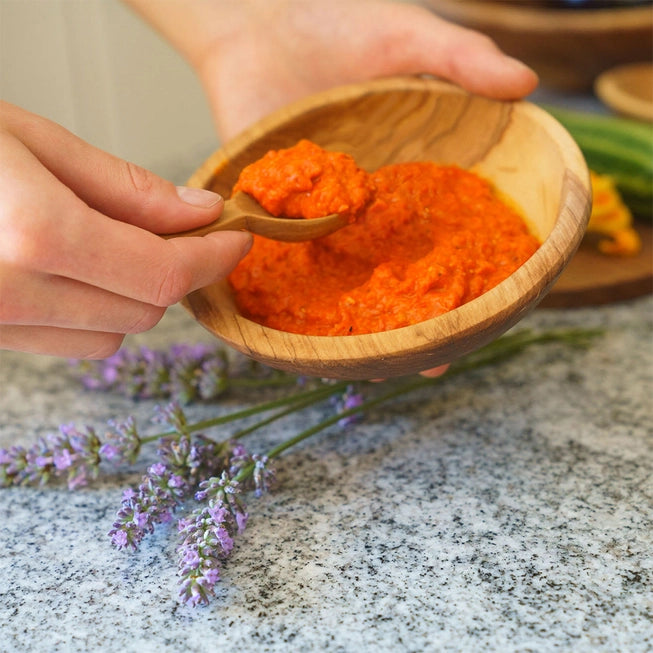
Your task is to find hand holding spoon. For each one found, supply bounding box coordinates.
[163,191,348,242]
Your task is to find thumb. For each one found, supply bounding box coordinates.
[378,7,538,100]
[2,101,223,233]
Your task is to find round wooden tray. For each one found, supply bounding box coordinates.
[541,222,652,307]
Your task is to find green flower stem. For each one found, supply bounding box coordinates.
[228,376,300,390]
[230,383,353,440]
[140,380,352,445]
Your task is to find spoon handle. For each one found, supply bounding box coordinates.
[160,194,252,240]
[161,191,347,242]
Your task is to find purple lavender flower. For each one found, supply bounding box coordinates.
[168,344,229,403]
[155,406,226,482]
[177,473,248,607]
[335,385,365,428]
[109,462,190,550]
[252,454,275,498]
[186,435,229,484]
[75,347,167,398]
[99,416,141,464]
[177,507,225,607]
[0,425,101,489]
[154,401,189,435]
[51,424,102,489]
[227,442,251,477]
[0,445,28,487]
[197,354,229,400]
[193,473,249,533]
[72,343,230,403]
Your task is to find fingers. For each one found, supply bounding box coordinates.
[0,128,252,308]
[0,100,223,233]
[419,364,450,378]
[1,266,165,333]
[0,324,125,360]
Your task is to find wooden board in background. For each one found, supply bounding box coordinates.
[541,223,652,307]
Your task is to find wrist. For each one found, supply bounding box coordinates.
[123,0,274,71]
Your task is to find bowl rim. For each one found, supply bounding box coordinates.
[184,77,591,377]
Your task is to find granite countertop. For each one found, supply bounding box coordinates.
[1,294,651,652]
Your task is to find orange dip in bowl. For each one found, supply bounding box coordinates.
[229,140,540,336]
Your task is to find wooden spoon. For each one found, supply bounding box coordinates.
[162,191,348,242]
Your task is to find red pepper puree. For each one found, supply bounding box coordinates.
[229,139,540,336]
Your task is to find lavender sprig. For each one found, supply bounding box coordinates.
[177,470,253,607]
[72,343,295,403]
[0,424,101,489]
[72,343,231,402]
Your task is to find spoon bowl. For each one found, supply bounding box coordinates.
[163,191,347,242]
[182,77,591,379]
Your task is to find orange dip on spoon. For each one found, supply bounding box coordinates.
[229,139,540,336]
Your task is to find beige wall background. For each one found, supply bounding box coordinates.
[0,0,217,179]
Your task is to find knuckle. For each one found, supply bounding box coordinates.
[0,213,39,268]
[0,198,67,271]
[123,160,157,196]
[152,261,194,307]
[471,31,496,49]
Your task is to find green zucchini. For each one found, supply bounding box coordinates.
[542,105,653,221]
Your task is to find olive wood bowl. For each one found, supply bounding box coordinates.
[424,0,653,91]
[182,77,591,380]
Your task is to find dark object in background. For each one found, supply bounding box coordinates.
[491,1,652,7]
[425,0,653,90]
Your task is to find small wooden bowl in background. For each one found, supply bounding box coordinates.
[182,77,591,379]
[423,0,653,91]
[595,62,653,122]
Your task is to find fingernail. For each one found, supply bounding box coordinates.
[230,231,254,257]
[176,186,222,208]
[241,232,254,257]
[206,230,253,264]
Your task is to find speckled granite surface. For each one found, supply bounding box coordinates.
[1,296,651,653]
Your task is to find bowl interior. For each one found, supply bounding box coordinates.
[183,78,590,379]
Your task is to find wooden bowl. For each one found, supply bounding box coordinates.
[423,0,653,90]
[183,77,591,379]
[595,62,653,122]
